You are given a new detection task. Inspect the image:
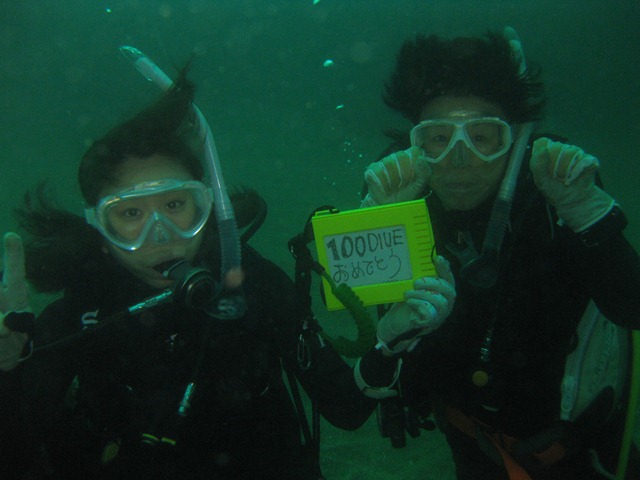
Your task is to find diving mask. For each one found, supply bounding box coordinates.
[85,179,213,251]
[410,117,513,163]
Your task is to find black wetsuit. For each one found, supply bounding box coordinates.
[1,244,374,480]
[362,165,640,479]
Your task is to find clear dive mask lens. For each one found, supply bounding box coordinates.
[85,179,213,251]
[410,117,513,163]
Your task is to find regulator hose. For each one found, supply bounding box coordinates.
[318,271,376,358]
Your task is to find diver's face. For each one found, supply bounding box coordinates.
[100,155,204,289]
[421,96,510,211]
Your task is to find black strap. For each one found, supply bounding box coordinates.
[284,206,337,478]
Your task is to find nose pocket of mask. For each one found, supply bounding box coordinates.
[151,216,171,245]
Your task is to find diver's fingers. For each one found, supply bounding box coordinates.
[404,296,439,326]
[393,147,424,189]
[542,140,599,185]
[364,161,391,195]
[405,290,447,319]
[531,137,552,175]
[433,255,455,289]
[413,276,456,306]
[364,147,424,195]
[563,152,599,185]
[223,267,245,289]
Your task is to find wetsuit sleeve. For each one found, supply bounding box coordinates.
[245,245,378,430]
[0,363,34,477]
[296,333,378,430]
[561,207,640,329]
[0,298,79,478]
[356,347,401,388]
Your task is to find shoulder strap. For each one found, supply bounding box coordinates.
[283,206,340,479]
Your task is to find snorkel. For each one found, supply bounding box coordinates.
[120,46,245,319]
[460,27,536,288]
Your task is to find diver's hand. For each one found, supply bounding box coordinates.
[361,147,431,207]
[376,256,455,355]
[530,138,615,232]
[0,233,32,371]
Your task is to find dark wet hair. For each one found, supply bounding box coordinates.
[383,32,546,125]
[16,67,204,293]
[79,67,203,206]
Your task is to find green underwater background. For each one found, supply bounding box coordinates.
[1,1,639,478]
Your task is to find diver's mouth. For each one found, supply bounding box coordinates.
[153,258,185,276]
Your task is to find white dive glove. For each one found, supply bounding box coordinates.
[376,255,456,355]
[0,233,32,372]
[360,147,432,207]
[530,138,615,232]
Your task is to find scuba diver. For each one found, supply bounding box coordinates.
[353,30,640,479]
[0,61,375,479]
